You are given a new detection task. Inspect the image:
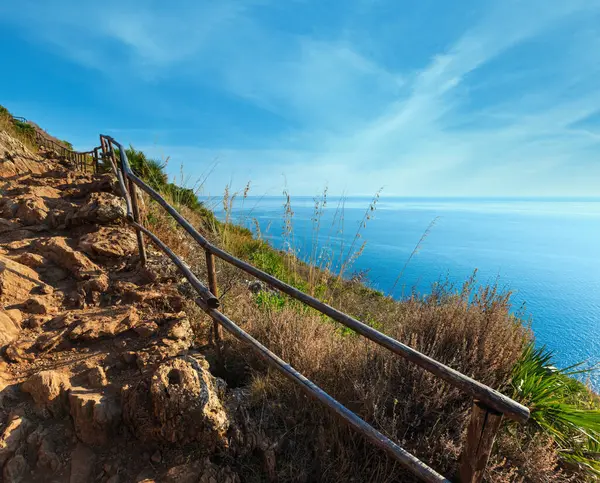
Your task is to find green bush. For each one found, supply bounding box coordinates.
[125,145,168,191]
[512,342,600,476]
[13,120,36,142]
[123,145,208,214]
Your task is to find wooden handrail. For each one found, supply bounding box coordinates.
[97,134,530,482]
[121,159,529,423]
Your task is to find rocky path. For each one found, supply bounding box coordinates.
[0,137,245,482]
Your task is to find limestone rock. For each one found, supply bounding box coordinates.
[22,296,55,315]
[87,367,108,388]
[34,237,102,280]
[162,461,204,483]
[22,370,71,417]
[0,131,50,177]
[0,310,20,348]
[134,317,194,370]
[15,195,50,225]
[3,454,28,483]
[67,192,126,225]
[69,388,121,446]
[78,272,109,294]
[133,321,159,338]
[79,227,138,259]
[27,427,61,472]
[62,174,117,199]
[4,236,34,251]
[5,309,22,326]
[37,438,61,472]
[166,317,193,342]
[0,416,30,466]
[13,253,45,268]
[4,338,36,362]
[69,306,140,341]
[122,356,229,447]
[0,219,20,234]
[69,443,96,483]
[198,461,240,483]
[162,459,240,483]
[0,255,41,304]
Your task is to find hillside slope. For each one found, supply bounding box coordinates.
[1,115,597,482]
[0,132,252,482]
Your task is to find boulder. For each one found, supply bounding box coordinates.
[133,321,159,338]
[0,131,50,178]
[67,192,126,225]
[36,438,61,472]
[162,461,204,483]
[134,317,194,369]
[3,236,34,251]
[0,416,30,466]
[69,388,121,446]
[15,195,50,225]
[27,427,61,472]
[7,186,64,227]
[22,370,71,417]
[3,454,28,483]
[4,338,36,362]
[5,309,22,326]
[79,227,138,259]
[166,317,193,342]
[68,306,140,341]
[87,367,108,388]
[0,255,41,304]
[122,356,229,447]
[0,311,20,348]
[61,174,117,199]
[12,253,45,268]
[34,237,102,280]
[22,296,56,315]
[0,219,20,234]
[69,443,96,483]
[78,273,109,294]
[162,459,240,483]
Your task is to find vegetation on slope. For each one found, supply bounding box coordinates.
[123,145,599,481]
[5,109,596,481]
[0,105,38,152]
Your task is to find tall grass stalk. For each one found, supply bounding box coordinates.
[337,188,382,283]
[389,216,439,298]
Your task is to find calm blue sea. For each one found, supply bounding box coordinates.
[210,196,600,390]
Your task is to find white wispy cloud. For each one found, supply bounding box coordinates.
[2,0,599,196]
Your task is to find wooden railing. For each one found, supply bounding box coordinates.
[11,116,99,173]
[42,131,529,482]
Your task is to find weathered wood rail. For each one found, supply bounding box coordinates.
[12,116,100,172]
[24,125,530,482]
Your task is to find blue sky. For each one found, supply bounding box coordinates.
[1,0,599,197]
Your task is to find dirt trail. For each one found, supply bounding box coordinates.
[0,134,258,482]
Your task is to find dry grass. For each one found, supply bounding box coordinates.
[214,278,530,482]
[140,184,590,482]
[0,106,39,153]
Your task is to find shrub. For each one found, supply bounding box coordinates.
[0,105,39,152]
[511,343,600,477]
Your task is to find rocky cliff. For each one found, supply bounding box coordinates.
[0,130,260,482]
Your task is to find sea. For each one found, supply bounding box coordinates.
[209,196,600,390]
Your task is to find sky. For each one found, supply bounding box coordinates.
[1,0,599,197]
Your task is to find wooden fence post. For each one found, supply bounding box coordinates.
[459,400,503,483]
[93,148,99,173]
[128,178,147,265]
[205,250,222,362]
